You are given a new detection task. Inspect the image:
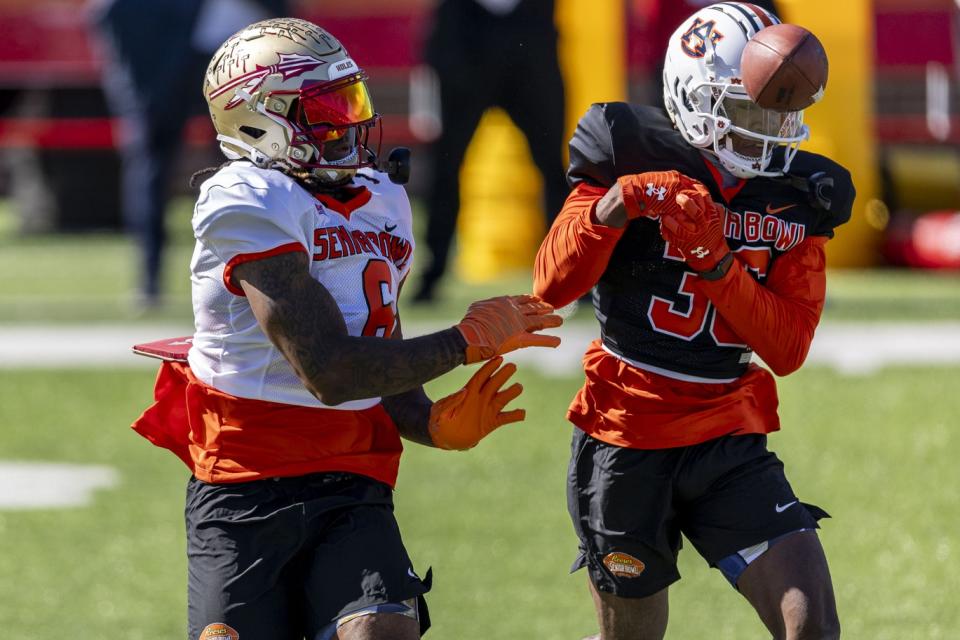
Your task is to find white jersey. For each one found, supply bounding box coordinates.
[187,162,415,409]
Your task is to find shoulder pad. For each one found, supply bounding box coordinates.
[567,103,620,188]
[567,103,698,189]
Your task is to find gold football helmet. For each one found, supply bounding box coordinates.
[203,18,379,184]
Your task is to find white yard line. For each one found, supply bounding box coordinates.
[0,325,193,367]
[2,322,960,375]
[0,462,119,509]
[1,321,958,511]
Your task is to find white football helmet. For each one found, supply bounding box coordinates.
[204,18,380,184]
[662,3,809,178]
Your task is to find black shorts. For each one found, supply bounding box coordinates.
[567,428,827,598]
[186,472,430,640]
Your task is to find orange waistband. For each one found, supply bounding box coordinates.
[131,361,402,485]
[568,340,781,449]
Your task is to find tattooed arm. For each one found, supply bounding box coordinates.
[233,251,466,406]
[379,320,436,447]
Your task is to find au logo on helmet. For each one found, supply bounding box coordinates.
[681,18,724,58]
[209,53,326,109]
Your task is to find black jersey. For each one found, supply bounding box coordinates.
[567,102,855,380]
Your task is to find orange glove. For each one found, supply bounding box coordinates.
[428,357,525,450]
[617,170,709,220]
[659,187,730,273]
[455,294,562,364]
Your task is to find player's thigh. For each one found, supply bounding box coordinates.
[737,530,839,635]
[335,612,420,640]
[186,476,304,640]
[567,427,684,599]
[679,434,827,572]
[301,480,430,638]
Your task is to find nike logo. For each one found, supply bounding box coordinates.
[775,500,798,513]
[385,223,397,232]
[407,567,419,580]
[766,203,797,215]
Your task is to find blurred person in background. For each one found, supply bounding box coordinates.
[534,3,851,638]
[131,18,562,639]
[410,0,569,303]
[90,0,288,307]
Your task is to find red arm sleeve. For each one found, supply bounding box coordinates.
[533,183,626,308]
[695,236,828,377]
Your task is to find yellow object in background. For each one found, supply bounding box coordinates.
[778,0,882,267]
[885,146,960,212]
[455,109,545,283]
[555,0,628,136]
[455,0,627,282]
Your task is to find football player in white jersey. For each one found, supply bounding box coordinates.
[133,18,562,640]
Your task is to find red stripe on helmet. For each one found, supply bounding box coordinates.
[742,3,778,27]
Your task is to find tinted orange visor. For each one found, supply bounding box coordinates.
[299,75,375,140]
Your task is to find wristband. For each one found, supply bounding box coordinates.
[697,252,734,281]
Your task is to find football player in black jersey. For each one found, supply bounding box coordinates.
[534,3,852,639]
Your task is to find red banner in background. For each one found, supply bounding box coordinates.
[0,0,956,150]
[884,211,960,269]
[0,2,431,84]
[2,1,954,81]
[0,2,101,87]
[875,10,954,67]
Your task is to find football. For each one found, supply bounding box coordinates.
[741,23,829,112]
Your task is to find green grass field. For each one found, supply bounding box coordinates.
[1,202,959,638]
[0,366,957,639]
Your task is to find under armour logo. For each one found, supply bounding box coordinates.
[691,246,710,258]
[646,184,667,201]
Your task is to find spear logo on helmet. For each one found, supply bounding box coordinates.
[209,53,326,109]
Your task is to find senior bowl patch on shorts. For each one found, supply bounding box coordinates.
[603,552,646,578]
[199,623,239,640]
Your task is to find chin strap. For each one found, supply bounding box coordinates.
[216,134,272,167]
[311,147,359,183]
